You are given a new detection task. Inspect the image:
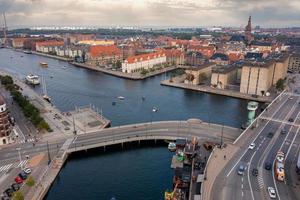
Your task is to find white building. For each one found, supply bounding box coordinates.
[122,52,166,73]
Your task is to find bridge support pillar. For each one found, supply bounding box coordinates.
[103,146,106,152]
[121,142,124,149]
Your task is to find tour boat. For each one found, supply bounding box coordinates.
[39,62,48,67]
[168,142,176,152]
[117,96,125,100]
[25,74,40,85]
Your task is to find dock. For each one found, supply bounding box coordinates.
[161,79,273,103]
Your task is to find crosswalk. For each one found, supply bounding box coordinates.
[16,138,35,144]
[257,175,264,189]
[0,160,28,173]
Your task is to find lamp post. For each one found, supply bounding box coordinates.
[16,147,23,170]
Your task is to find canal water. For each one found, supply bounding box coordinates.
[0,48,248,200]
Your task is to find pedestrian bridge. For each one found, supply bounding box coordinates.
[67,120,242,153]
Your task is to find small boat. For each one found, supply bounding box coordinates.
[152,107,158,112]
[23,50,32,54]
[26,74,40,85]
[20,55,23,57]
[142,96,146,101]
[168,142,176,152]
[112,101,116,106]
[117,96,125,100]
[39,62,48,67]
[42,76,51,103]
[62,66,67,69]
[43,94,51,103]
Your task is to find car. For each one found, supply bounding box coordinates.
[281,129,287,134]
[248,143,255,150]
[23,167,31,174]
[15,176,23,184]
[289,97,294,100]
[265,162,272,170]
[267,132,274,138]
[11,183,20,192]
[289,118,294,122]
[18,172,27,180]
[3,188,14,197]
[268,187,276,199]
[1,195,10,200]
[252,168,258,176]
[237,164,247,175]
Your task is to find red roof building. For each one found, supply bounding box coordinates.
[87,45,122,66]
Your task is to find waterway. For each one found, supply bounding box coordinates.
[0,48,248,200]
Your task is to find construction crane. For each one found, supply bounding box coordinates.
[2,12,7,46]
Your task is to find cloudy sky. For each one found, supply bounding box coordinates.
[0,0,300,28]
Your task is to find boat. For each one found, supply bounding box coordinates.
[23,50,32,54]
[62,66,67,69]
[152,107,159,112]
[117,96,125,100]
[39,62,48,67]
[168,142,176,152]
[112,101,116,106]
[25,74,40,85]
[42,76,51,103]
[142,96,146,101]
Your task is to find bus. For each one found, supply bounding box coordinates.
[275,151,285,181]
[296,152,300,175]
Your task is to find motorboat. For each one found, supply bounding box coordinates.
[152,107,159,112]
[112,101,116,106]
[39,62,48,67]
[23,50,32,54]
[168,142,176,152]
[25,74,40,85]
[42,76,51,103]
[43,94,51,103]
[117,96,125,100]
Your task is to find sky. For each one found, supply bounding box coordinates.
[0,0,300,28]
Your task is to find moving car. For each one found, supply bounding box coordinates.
[237,164,246,175]
[265,162,272,170]
[289,118,294,122]
[248,143,255,150]
[281,129,287,134]
[267,132,274,138]
[267,187,276,199]
[252,168,258,176]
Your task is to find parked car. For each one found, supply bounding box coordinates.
[3,188,14,197]
[1,195,10,200]
[267,132,274,138]
[15,176,23,184]
[265,162,272,170]
[289,118,294,122]
[267,187,276,199]
[18,172,27,180]
[23,167,31,174]
[237,164,246,175]
[252,168,258,176]
[11,183,20,192]
[248,143,255,150]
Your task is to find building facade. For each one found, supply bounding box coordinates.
[0,96,11,145]
[288,54,300,72]
[122,52,166,73]
[87,45,122,66]
[184,63,216,85]
[211,66,237,89]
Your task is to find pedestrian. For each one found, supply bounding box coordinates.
[224,155,226,160]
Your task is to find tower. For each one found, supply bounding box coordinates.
[247,101,258,126]
[245,16,253,44]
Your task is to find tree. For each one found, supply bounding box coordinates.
[13,191,24,200]
[276,78,285,91]
[26,176,35,187]
[1,75,14,85]
[186,73,195,82]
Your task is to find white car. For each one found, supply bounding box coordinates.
[248,143,255,150]
[268,187,276,199]
[23,167,31,174]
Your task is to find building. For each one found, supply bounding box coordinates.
[11,38,27,48]
[187,45,215,58]
[245,16,253,44]
[77,40,115,46]
[0,95,11,145]
[185,52,206,66]
[288,54,300,72]
[161,49,185,66]
[184,63,216,85]
[240,54,289,96]
[87,45,122,66]
[209,53,229,65]
[35,41,65,53]
[211,66,238,89]
[122,52,166,73]
[251,41,273,53]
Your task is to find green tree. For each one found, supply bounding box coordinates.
[140,68,149,76]
[186,73,195,82]
[26,176,35,187]
[1,75,14,85]
[276,78,285,91]
[13,191,24,200]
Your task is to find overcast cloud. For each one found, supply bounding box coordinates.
[0,0,299,28]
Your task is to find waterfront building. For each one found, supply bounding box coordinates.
[0,95,11,145]
[211,66,238,89]
[160,49,185,66]
[184,63,216,85]
[35,41,65,53]
[122,52,166,73]
[288,54,300,72]
[87,45,122,66]
[240,54,289,96]
[11,38,28,48]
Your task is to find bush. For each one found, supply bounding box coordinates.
[26,176,35,187]
[12,191,24,200]
[1,75,13,85]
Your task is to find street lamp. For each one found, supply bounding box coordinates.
[16,147,23,170]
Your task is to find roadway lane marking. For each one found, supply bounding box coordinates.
[16,160,28,168]
[226,94,290,177]
[241,184,243,189]
[0,163,12,172]
[242,191,244,197]
[248,151,257,200]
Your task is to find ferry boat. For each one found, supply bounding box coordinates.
[168,142,176,152]
[25,74,40,85]
[39,62,48,67]
[117,96,125,100]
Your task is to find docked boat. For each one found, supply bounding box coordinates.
[23,50,32,54]
[117,96,125,100]
[168,142,176,152]
[25,74,40,85]
[152,107,159,112]
[42,76,51,103]
[39,62,48,67]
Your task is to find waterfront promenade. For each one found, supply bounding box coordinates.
[161,80,273,102]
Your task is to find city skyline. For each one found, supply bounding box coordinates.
[1,0,300,28]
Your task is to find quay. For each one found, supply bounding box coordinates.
[161,79,273,103]
[31,51,73,62]
[27,120,242,200]
[71,62,179,80]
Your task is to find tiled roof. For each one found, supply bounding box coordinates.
[36,41,64,47]
[126,52,165,64]
[89,45,121,57]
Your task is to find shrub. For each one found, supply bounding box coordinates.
[12,191,24,200]
[26,176,35,187]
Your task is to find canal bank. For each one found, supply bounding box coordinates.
[0,48,248,200]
